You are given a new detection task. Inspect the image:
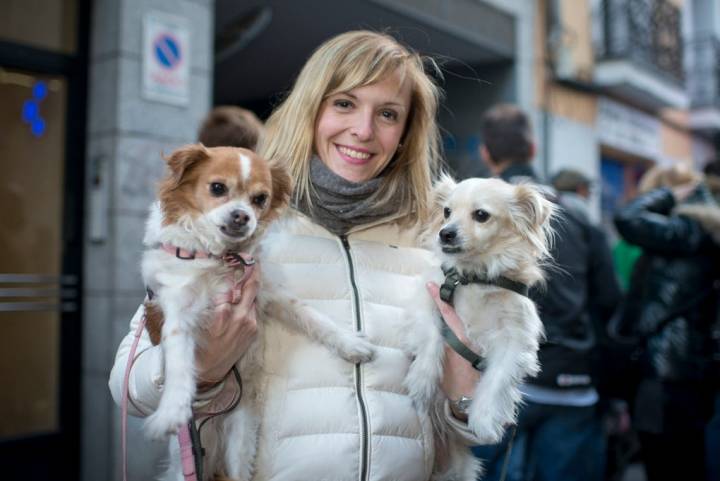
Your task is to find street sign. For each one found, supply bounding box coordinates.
[142,12,190,106]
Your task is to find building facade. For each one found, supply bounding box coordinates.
[535,0,720,228]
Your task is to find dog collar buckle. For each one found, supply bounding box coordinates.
[175,247,197,260]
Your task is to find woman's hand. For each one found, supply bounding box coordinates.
[195,263,261,389]
[426,282,481,420]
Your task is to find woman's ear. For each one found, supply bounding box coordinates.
[163,143,210,188]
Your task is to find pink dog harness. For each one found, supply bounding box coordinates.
[121,247,255,481]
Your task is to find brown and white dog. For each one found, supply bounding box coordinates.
[140,145,375,481]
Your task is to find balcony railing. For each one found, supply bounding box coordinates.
[597,0,684,85]
[689,36,720,109]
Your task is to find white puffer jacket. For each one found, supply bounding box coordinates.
[109,211,477,481]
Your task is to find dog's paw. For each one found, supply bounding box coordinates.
[143,404,192,440]
[404,369,436,408]
[335,333,376,363]
[468,410,506,445]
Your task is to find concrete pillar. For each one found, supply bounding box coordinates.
[82,1,213,480]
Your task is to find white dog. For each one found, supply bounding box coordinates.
[404,176,554,480]
[140,144,374,481]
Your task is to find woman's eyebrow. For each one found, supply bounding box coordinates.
[332,91,357,99]
[332,91,407,110]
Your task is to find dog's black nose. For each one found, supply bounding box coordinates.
[439,227,457,244]
[231,210,250,226]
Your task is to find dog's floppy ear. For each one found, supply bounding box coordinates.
[432,173,457,209]
[511,183,554,229]
[268,159,293,215]
[164,143,210,188]
[509,183,556,254]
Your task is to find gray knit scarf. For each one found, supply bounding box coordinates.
[293,156,399,236]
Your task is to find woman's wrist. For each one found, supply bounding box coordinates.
[196,361,231,392]
[197,376,225,393]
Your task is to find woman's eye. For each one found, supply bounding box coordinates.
[443,207,451,219]
[473,209,491,223]
[334,99,353,109]
[251,193,268,207]
[381,110,398,121]
[210,183,227,197]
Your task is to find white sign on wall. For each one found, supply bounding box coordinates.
[142,12,190,106]
[596,97,660,160]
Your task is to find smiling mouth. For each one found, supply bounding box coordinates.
[336,145,372,163]
[441,246,463,254]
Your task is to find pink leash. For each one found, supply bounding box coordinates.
[121,316,200,481]
[178,424,199,481]
[121,311,153,481]
[121,250,255,481]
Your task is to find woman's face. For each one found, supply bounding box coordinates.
[314,70,412,183]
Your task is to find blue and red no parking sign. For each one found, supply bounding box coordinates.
[143,12,190,105]
[153,33,182,70]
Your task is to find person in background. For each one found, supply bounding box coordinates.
[704,157,720,204]
[705,157,720,481]
[550,168,595,219]
[551,168,592,198]
[552,167,642,480]
[473,105,621,481]
[197,105,265,149]
[109,30,485,481]
[548,168,644,295]
[614,165,720,481]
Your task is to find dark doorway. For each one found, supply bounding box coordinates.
[0,1,88,479]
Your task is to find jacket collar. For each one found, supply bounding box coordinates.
[498,163,539,185]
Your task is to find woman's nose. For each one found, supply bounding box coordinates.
[350,112,374,141]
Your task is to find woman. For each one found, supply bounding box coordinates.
[109,31,481,480]
[613,167,720,481]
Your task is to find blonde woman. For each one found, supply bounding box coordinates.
[110,31,481,480]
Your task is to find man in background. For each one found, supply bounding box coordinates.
[473,104,621,481]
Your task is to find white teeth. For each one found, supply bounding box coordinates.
[338,146,371,160]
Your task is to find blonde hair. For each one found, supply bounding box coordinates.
[259,30,442,225]
[638,163,702,194]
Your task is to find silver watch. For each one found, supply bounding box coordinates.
[450,396,473,415]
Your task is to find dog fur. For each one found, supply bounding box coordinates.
[140,144,375,481]
[404,176,555,480]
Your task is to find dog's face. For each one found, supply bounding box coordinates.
[158,144,292,248]
[432,176,554,267]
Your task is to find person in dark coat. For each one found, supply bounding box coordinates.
[613,168,720,481]
[473,104,622,481]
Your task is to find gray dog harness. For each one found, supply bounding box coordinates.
[438,265,530,372]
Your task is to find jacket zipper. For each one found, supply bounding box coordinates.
[340,234,370,481]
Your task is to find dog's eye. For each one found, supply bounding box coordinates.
[251,193,268,207]
[443,207,451,219]
[210,183,227,197]
[473,209,491,223]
